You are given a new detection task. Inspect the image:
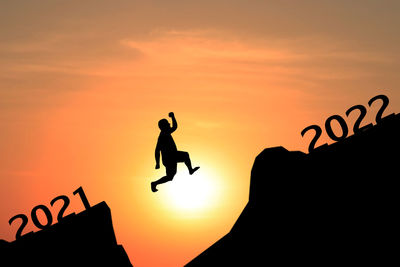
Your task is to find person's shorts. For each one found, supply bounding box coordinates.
[162,151,188,176]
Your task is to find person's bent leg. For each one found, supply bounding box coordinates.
[151,164,177,192]
[178,151,200,175]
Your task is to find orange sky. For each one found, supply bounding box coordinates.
[1,1,400,266]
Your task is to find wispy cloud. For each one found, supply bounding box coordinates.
[1,28,397,104]
[0,28,394,83]
[117,29,396,86]
[0,33,143,77]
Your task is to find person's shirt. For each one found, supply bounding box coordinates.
[158,130,177,155]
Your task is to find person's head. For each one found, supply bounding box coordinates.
[158,119,170,132]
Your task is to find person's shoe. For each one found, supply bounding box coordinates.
[189,166,200,175]
[151,182,158,192]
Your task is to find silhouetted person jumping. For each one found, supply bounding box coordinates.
[151,112,200,192]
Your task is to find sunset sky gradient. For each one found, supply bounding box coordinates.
[1,1,399,266]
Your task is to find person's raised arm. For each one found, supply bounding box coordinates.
[169,112,177,133]
[155,139,161,169]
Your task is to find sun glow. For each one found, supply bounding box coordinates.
[160,166,220,216]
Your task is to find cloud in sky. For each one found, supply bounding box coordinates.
[121,29,396,79]
[1,27,396,81]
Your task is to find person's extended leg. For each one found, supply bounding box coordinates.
[151,164,177,192]
[177,151,200,175]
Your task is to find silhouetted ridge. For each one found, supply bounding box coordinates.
[1,202,133,266]
[186,114,399,266]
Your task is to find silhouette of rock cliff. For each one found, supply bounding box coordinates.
[1,202,133,266]
[186,114,399,266]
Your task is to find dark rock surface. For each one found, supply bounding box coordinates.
[1,201,133,266]
[186,114,399,266]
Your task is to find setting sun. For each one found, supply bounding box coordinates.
[161,167,220,215]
